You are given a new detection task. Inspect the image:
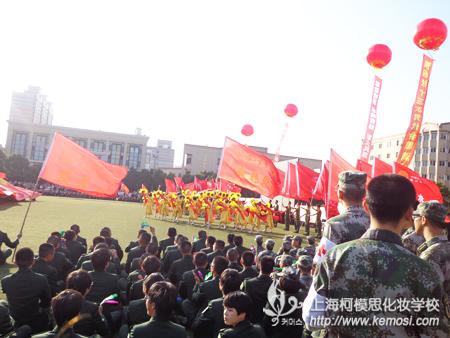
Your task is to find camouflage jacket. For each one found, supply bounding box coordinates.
[418,235,450,319]
[322,205,369,245]
[401,227,425,255]
[313,229,449,337]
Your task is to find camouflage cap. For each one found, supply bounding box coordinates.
[338,171,367,192]
[297,255,313,269]
[416,201,449,226]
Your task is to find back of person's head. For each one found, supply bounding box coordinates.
[39,243,55,259]
[139,232,152,246]
[260,256,275,275]
[307,236,315,246]
[52,289,83,327]
[168,227,177,238]
[138,229,147,238]
[70,224,80,234]
[94,243,109,251]
[206,236,216,247]
[50,231,62,238]
[91,248,111,271]
[92,236,105,247]
[63,230,76,242]
[366,174,416,224]
[220,269,243,295]
[47,235,61,248]
[146,243,159,256]
[255,235,263,245]
[143,273,165,294]
[66,269,92,295]
[194,252,208,268]
[241,251,255,267]
[198,230,207,239]
[15,248,34,269]
[227,233,235,245]
[100,227,111,238]
[279,275,302,293]
[175,234,186,245]
[226,248,239,262]
[223,291,252,320]
[146,281,177,320]
[212,256,229,276]
[234,236,243,247]
[142,256,161,275]
[265,239,275,251]
[215,240,225,251]
[180,241,192,255]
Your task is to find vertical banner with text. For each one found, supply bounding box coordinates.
[360,76,382,162]
[397,54,434,166]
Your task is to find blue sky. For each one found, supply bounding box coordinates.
[0,0,449,166]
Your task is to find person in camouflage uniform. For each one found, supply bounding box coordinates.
[316,172,370,254]
[401,226,425,254]
[303,174,449,337]
[414,201,450,320]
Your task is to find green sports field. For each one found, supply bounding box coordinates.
[0,196,310,289]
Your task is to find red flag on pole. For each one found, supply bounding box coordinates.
[165,179,177,193]
[296,162,320,201]
[174,176,185,189]
[39,133,128,197]
[372,157,393,177]
[356,159,373,178]
[394,162,443,203]
[313,161,329,201]
[218,137,281,198]
[281,162,298,199]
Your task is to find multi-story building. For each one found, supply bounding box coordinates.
[371,122,450,188]
[5,87,149,170]
[182,143,322,175]
[145,140,175,170]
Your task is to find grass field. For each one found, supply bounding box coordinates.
[0,196,314,291]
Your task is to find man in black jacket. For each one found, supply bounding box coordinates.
[200,236,216,255]
[64,230,85,265]
[126,232,152,273]
[70,224,87,251]
[239,251,258,280]
[192,230,207,253]
[240,256,274,324]
[207,240,225,264]
[1,248,51,333]
[159,227,177,255]
[129,281,187,338]
[168,241,194,286]
[46,235,74,283]
[86,248,119,304]
[129,255,161,301]
[193,269,243,338]
[100,227,123,262]
[32,243,60,296]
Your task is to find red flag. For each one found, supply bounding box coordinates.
[394,162,443,203]
[296,162,320,201]
[312,161,329,201]
[327,150,359,218]
[0,172,6,179]
[165,179,177,193]
[372,157,393,177]
[174,176,185,189]
[39,133,128,197]
[356,160,372,178]
[218,179,241,193]
[184,182,195,191]
[281,163,298,199]
[218,137,281,198]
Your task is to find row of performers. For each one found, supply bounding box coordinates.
[139,189,284,232]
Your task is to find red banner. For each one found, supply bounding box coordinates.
[397,54,434,166]
[372,157,393,177]
[360,76,382,162]
[356,159,372,178]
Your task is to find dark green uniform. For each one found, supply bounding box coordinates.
[239,267,258,280]
[162,249,182,275]
[1,268,51,333]
[401,227,425,255]
[32,258,60,296]
[240,274,272,324]
[218,320,266,338]
[168,255,195,286]
[192,296,227,338]
[49,251,74,282]
[207,250,225,264]
[179,267,208,301]
[192,238,206,253]
[159,237,175,255]
[65,239,85,265]
[32,327,87,338]
[125,246,146,273]
[73,299,109,337]
[129,317,187,338]
[192,276,221,310]
[85,271,119,304]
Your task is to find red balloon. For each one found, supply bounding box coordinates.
[367,44,392,69]
[284,103,298,117]
[241,124,254,136]
[414,18,447,50]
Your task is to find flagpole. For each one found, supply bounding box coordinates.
[12,177,40,261]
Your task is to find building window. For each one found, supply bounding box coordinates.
[431,132,437,140]
[441,147,447,153]
[386,153,391,159]
[110,143,123,165]
[448,161,450,167]
[440,133,447,140]
[31,135,47,161]
[422,174,427,178]
[378,144,382,149]
[417,136,421,143]
[369,155,374,161]
[396,139,400,146]
[422,148,428,154]
[422,160,427,166]
[430,160,436,166]
[128,145,141,169]
[185,153,192,165]
[423,134,429,142]
[447,175,450,181]
[430,148,436,153]
[415,161,420,167]
[11,132,28,156]
[439,161,445,166]
[73,138,88,148]
[91,141,105,153]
